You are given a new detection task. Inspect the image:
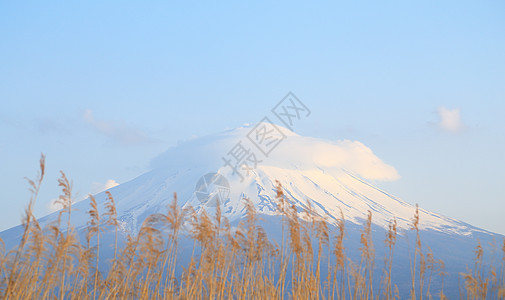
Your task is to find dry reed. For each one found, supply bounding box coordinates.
[1,155,504,299]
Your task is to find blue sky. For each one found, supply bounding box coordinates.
[1,1,504,234]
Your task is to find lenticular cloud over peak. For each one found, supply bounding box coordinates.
[151,123,399,182]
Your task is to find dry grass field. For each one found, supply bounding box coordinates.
[1,155,504,299]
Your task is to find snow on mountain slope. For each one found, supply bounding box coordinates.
[1,122,498,299]
[3,122,483,238]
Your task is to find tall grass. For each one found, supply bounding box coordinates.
[0,156,504,299]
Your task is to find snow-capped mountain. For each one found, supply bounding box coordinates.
[1,122,501,298]
[15,122,483,236]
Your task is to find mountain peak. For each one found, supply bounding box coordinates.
[89,124,479,236]
[151,122,397,181]
[0,124,488,240]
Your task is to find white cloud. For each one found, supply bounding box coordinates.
[151,126,400,182]
[83,109,153,145]
[437,107,464,133]
[91,179,119,194]
[46,198,63,213]
[268,137,401,182]
[45,179,119,214]
[320,140,400,181]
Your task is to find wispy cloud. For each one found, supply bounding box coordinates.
[83,109,153,145]
[46,179,119,214]
[91,179,119,194]
[37,118,73,135]
[436,107,465,133]
[46,198,63,213]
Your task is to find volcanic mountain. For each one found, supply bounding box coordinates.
[1,123,501,297]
